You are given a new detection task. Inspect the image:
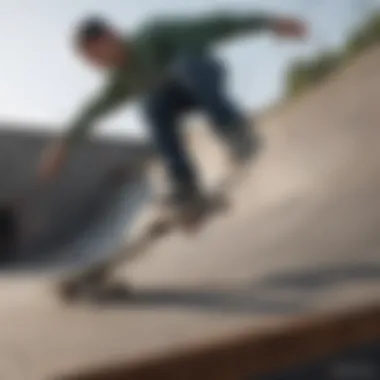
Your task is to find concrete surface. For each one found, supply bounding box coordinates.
[0,128,151,267]
[1,47,380,380]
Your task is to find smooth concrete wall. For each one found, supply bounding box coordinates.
[0,126,152,269]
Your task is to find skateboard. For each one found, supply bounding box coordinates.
[56,165,247,304]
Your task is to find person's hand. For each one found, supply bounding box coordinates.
[37,141,68,182]
[272,18,308,39]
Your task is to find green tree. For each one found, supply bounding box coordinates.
[285,12,380,98]
[345,13,380,58]
[286,53,340,97]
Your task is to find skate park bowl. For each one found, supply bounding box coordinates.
[1,48,380,380]
[0,126,153,273]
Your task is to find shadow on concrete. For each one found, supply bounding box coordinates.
[94,285,306,315]
[259,262,380,292]
[86,262,380,316]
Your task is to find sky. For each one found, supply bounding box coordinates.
[0,0,378,138]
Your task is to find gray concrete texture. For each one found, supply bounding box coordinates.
[0,128,151,267]
[1,47,380,379]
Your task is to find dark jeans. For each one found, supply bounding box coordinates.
[143,52,246,191]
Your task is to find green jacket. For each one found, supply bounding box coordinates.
[66,13,275,144]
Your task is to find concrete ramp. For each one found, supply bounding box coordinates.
[1,48,380,380]
[0,129,151,270]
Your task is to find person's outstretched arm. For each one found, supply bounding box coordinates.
[38,83,128,181]
[157,12,307,49]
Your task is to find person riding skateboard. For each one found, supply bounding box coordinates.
[38,11,307,207]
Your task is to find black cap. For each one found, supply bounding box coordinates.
[75,16,111,45]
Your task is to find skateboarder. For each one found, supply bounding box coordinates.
[38,11,307,207]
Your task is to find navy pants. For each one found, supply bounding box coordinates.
[143,53,246,190]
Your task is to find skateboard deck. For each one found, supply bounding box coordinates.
[56,165,247,304]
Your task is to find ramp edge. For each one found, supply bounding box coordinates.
[59,304,380,380]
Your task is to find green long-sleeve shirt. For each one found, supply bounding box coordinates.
[66,13,276,144]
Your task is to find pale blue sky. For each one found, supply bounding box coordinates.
[0,0,378,137]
